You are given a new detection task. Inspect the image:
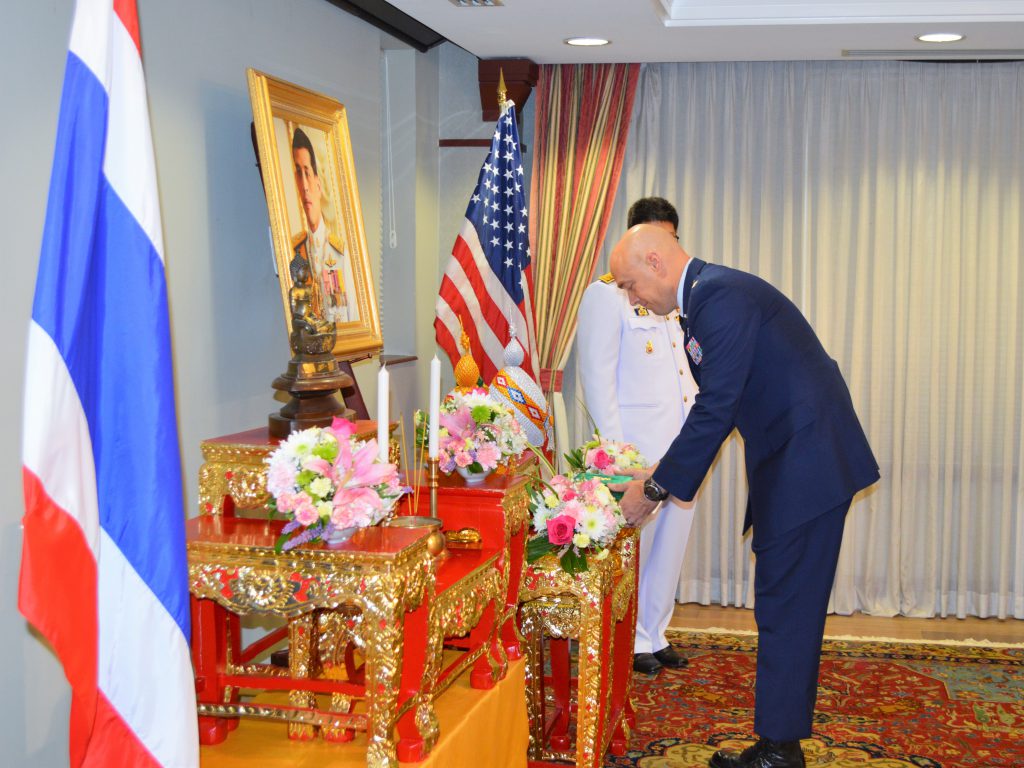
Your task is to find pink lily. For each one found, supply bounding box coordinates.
[439,406,476,439]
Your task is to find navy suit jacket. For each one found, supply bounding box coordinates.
[651,260,879,542]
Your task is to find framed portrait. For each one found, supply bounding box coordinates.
[247,68,382,359]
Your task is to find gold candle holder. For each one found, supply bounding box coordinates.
[428,456,439,519]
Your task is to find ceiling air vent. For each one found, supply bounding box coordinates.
[449,0,503,6]
[844,48,1024,60]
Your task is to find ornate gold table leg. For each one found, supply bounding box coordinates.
[517,601,547,761]
[287,612,318,741]
[363,599,404,768]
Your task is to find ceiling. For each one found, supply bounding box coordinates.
[376,0,1024,63]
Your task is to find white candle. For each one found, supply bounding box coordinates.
[428,355,441,459]
[377,364,389,462]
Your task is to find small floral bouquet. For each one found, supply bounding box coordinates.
[525,472,628,575]
[416,388,529,475]
[564,433,648,478]
[265,417,410,551]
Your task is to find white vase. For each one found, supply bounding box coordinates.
[325,526,358,544]
[455,466,493,485]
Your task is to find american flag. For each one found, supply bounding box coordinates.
[19,0,197,765]
[435,102,539,384]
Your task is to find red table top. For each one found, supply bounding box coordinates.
[186,514,427,556]
[400,467,531,498]
[202,421,381,448]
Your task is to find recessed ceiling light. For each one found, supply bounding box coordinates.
[564,37,610,47]
[916,33,964,43]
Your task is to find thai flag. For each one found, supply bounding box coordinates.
[19,1,198,766]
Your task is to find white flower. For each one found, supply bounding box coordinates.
[532,506,551,533]
[309,477,332,498]
[283,427,319,459]
[573,532,591,549]
[580,506,612,543]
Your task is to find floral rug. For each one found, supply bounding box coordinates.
[607,628,1024,767]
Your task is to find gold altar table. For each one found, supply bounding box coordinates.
[188,515,445,767]
[398,461,533,665]
[190,425,508,767]
[518,529,640,768]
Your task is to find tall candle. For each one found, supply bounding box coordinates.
[428,356,441,459]
[377,364,389,462]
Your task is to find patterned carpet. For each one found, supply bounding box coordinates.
[607,628,1024,768]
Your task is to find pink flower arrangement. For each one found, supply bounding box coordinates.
[417,388,529,476]
[264,418,410,550]
[526,473,627,575]
[565,433,648,476]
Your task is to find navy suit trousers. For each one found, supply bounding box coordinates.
[751,501,849,741]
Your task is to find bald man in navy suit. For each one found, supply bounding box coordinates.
[610,224,879,768]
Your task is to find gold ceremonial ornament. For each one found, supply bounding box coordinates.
[384,515,447,557]
[453,317,482,392]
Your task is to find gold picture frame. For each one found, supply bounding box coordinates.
[247,68,382,359]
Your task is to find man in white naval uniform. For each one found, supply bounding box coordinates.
[577,197,698,674]
[290,128,359,325]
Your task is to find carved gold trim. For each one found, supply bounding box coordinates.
[517,528,640,767]
[197,701,368,730]
[190,529,435,765]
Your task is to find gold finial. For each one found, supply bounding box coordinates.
[498,68,508,111]
[454,316,481,392]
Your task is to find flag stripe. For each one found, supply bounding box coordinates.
[69,0,110,85]
[104,18,163,260]
[112,0,141,54]
[19,467,99,767]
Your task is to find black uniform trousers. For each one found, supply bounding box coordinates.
[751,499,850,741]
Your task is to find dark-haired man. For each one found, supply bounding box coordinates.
[289,127,357,324]
[577,197,698,675]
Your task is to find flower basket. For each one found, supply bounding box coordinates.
[415,388,529,476]
[264,417,410,551]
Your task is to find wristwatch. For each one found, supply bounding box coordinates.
[642,477,670,502]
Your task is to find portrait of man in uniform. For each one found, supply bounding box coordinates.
[248,69,383,359]
[288,126,359,325]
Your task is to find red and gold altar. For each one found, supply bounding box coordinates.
[188,424,636,768]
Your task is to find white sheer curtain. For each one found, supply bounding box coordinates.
[567,61,1024,619]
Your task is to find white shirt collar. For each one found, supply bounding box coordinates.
[676,257,693,315]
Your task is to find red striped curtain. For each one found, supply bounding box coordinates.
[529,63,639,396]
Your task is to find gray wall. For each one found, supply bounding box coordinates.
[0,1,503,764]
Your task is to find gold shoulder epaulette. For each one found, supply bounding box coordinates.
[327,232,345,252]
[598,272,615,284]
[291,231,307,249]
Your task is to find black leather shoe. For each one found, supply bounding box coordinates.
[632,652,663,674]
[708,737,805,768]
[653,644,689,668]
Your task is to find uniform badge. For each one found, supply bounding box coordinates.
[645,340,653,355]
[686,336,703,365]
[633,306,649,316]
[598,272,615,284]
